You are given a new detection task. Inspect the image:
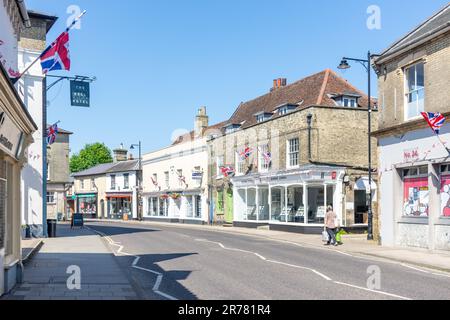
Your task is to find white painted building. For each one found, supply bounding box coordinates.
[142,107,221,224]
[18,11,57,237]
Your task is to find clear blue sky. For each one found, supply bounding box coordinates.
[27,0,449,156]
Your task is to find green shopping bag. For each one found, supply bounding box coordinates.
[335,229,347,243]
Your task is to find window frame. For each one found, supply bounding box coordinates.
[258,144,270,173]
[404,62,425,121]
[287,138,300,169]
[123,173,130,190]
[216,156,224,179]
[110,175,116,190]
[402,165,429,218]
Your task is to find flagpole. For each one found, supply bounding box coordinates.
[12,10,87,84]
[435,133,450,155]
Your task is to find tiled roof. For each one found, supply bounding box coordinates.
[72,163,116,177]
[105,160,140,173]
[172,121,228,145]
[222,69,373,130]
[379,4,450,58]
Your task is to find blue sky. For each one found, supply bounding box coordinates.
[27,0,449,156]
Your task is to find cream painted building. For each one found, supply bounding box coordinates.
[142,108,222,224]
[0,0,38,296]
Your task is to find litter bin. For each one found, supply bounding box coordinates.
[47,220,57,238]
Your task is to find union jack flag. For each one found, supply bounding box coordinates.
[263,151,272,165]
[40,32,70,74]
[220,166,235,178]
[46,123,58,145]
[421,112,446,134]
[239,147,253,161]
[151,177,159,187]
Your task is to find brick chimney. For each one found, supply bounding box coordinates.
[194,106,209,137]
[113,143,128,163]
[271,78,287,91]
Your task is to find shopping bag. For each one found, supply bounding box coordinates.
[322,230,330,243]
[336,228,347,243]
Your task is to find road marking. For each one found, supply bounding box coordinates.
[333,281,412,300]
[401,263,431,274]
[196,239,331,281]
[86,226,178,301]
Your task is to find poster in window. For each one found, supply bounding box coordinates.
[441,175,450,217]
[403,177,429,217]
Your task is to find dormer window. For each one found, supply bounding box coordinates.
[224,124,241,134]
[275,104,297,116]
[255,112,273,123]
[332,94,360,108]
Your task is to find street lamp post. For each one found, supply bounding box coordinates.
[338,51,376,241]
[131,141,142,221]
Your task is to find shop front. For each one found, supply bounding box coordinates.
[106,193,132,220]
[143,189,207,224]
[232,166,345,234]
[0,67,37,295]
[75,193,98,218]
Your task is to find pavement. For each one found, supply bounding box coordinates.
[85,221,450,300]
[2,224,142,300]
[87,218,450,273]
[21,238,43,264]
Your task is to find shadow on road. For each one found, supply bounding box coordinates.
[84,223,161,237]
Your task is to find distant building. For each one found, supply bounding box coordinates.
[373,4,450,250]
[71,147,140,219]
[46,126,73,221]
[0,0,38,296]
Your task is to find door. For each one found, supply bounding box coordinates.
[225,189,233,223]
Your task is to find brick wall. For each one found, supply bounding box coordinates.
[377,32,450,130]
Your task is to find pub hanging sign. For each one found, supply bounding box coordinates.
[70,80,90,107]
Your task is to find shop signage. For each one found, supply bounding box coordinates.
[192,171,203,180]
[403,148,420,163]
[70,80,90,107]
[0,107,23,159]
[71,214,84,228]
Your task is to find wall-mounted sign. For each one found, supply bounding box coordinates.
[70,80,90,107]
[192,171,203,180]
[0,107,23,159]
[403,148,420,163]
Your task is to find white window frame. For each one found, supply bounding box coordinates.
[164,171,170,189]
[404,62,425,121]
[258,144,270,173]
[46,191,56,204]
[216,156,224,179]
[235,152,245,176]
[111,175,116,190]
[343,97,357,108]
[287,138,300,169]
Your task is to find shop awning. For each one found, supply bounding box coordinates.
[106,193,132,199]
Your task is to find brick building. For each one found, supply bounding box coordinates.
[208,69,378,234]
[46,126,73,221]
[373,4,450,250]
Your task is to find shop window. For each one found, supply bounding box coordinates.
[186,196,194,218]
[258,188,270,221]
[440,165,450,217]
[247,189,257,221]
[402,166,429,217]
[270,187,285,222]
[195,195,202,218]
[307,186,326,224]
[287,186,305,223]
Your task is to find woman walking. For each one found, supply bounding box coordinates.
[324,206,338,246]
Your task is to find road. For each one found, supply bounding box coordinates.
[87,221,450,300]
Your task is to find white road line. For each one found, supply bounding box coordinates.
[333,281,412,300]
[401,263,431,274]
[86,226,178,301]
[196,239,331,281]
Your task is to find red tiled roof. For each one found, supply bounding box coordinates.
[172,121,227,145]
[224,69,376,130]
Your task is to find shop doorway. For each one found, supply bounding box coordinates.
[225,189,233,223]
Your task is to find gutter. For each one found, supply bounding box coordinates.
[15,0,31,28]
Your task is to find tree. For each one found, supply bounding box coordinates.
[70,143,113,173]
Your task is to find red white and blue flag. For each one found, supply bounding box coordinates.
[239,147,253,161]
[46,123,58,145]
[40,31,71,74]
[263,151,272,165]
[421,112,446,134]
[220,166,235,178]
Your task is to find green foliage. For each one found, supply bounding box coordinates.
[70,143,113,173]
